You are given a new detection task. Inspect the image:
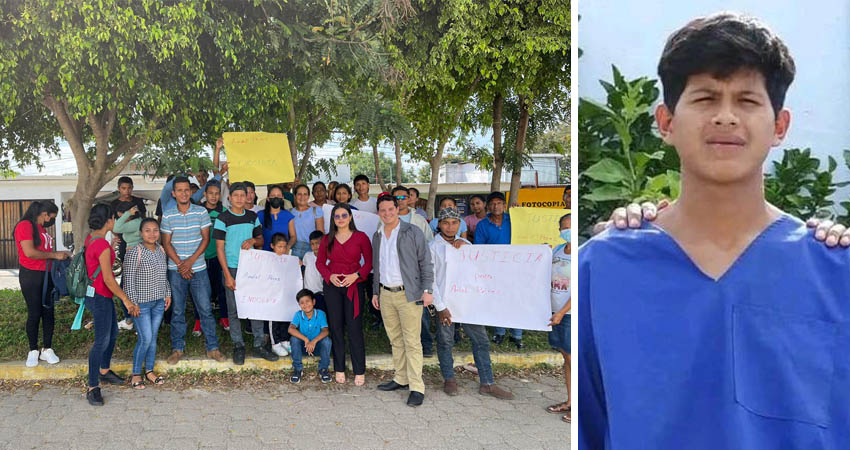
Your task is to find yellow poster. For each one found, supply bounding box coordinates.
[223,132,295,185]
[510,207,570,246]
[506,186,569,209]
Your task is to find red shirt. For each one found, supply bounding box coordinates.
[14,221,54,271]
[316,231,373,316]
[84,235,115,298]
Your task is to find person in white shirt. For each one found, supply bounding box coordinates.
[302,230,326,311]
[350,174,378,214]
[429,207,514,399]
[391,186,433,241]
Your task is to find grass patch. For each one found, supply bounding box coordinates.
[0,289,552,362]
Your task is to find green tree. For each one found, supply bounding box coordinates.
[339,149,415,185]
[0,0,237,247]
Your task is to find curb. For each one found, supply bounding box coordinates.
[0,351,562,381]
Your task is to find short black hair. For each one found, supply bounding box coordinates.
[409,187,420,197]
[117,176,133,188]
[172,176,191,190]
[296,288,315,302]
[559,213,570,228]
[391,185,409,195]
[377,194,398,208]
[312,181,326,191]
[271,232,288,246]
[309,230,324,241]
[439,197,457,207]
[470,194,486,204]
[230,182,247,194]
[353,174,370,184]
[205,180,221,192]
[487,191,506,204]
[658,13,795,116]
[243,181,256,192]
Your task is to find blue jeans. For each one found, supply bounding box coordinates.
[168,269,219,352]
[493,327,523,339]
[132,299,165,374]
[437,321,495,385]
[421,308,434,352]
[86,293,118,387]
[290,336,331,372]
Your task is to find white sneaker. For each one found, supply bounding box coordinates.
[118,319,134,331]
[39,348,60,364]
[282,341,291,354]
[271,342,289,357]
[25,350,39,367]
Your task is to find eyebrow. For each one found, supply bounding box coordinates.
[687,87,766,97]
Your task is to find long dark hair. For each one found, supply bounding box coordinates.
[88,203,114,231]
[326,203,357,254]
[262,185,285,230]
[334,183,353,204]
[18,201,58,247]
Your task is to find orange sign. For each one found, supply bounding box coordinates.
[506,186,568,209]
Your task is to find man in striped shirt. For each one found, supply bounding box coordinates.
[161,176,226,364]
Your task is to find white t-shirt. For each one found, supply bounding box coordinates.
[302,251,323,294]
[379,223,404,286]
[351,196,377,214]
[551,243,571,312]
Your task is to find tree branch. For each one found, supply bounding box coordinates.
[42,96,91,177]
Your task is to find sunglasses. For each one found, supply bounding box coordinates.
[395,195,408,200]
[334,213,350,220]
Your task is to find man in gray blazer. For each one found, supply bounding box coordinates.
[371,194,434,406]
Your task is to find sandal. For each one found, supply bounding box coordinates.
[131,374,145,390]
[145,371,164,385]
[562,414,571,423]
[546,402,570,414]
[354,374,365,386]
[335,372,346,384]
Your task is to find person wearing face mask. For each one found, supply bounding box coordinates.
[257,185,296,253]
[14,201,70,367]
[546,212,571,424]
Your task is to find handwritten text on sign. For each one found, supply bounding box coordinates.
[510,207,570,246]
[444,244,552,331]
[223,132,295,185]
[322,204,381,238]
[234,249,303,322]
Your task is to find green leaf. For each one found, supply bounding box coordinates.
[583,158,630,183]
[584,184,630,202]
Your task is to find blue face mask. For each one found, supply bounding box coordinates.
[560,228,571,243]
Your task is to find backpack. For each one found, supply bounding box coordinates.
[65,236,103,300]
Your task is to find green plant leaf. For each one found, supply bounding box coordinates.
[584,184,630,202]
[583,158,630,183]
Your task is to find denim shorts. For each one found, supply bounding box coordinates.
[548,314,570,353]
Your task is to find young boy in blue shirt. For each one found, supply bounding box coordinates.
[580,13,850,449]
[288,289,332,384]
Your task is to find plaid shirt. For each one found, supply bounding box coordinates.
[123,243,171,303]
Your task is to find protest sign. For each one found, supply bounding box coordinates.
[234,249,303,322]
[222,132,294,185]
[510,207,570,246]
[444,244,553,331]
[322,204,381,238]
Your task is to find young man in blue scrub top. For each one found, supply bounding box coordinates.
[579,13,850,449]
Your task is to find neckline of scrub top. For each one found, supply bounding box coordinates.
[644,213,791,283]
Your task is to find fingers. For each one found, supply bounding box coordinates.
[640,202,658,222]
[806,217,821,229]
[610,207,627,229]
[825,223,847,248]
[625,203,642,228]
[657,198,671,211]
[814,220,834,241]
[592,220,610,236]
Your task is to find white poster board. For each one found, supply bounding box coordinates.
[234,249,303,322]
[322,204,381,238]
[444,244,553,331]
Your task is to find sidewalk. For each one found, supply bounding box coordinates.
[0,351,562,380]
[0,269,19,290]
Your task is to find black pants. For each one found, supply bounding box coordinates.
[267,320,291,344]
[19,266,54,351]
[324,282,366,375]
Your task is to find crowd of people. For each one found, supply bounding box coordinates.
[12,141,570,422]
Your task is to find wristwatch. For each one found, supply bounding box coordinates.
[423,289,433,294]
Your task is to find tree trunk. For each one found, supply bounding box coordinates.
[508,95,529,209]
[296,109,324,182]
[394,139,403,186]
[426,141,448,219]
[287,102,299,171]
[372,143,388,192]
[490,92,504,192]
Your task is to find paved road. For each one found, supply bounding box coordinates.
[0,374,569,449]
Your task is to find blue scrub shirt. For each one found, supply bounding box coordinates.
[578,215,850,450]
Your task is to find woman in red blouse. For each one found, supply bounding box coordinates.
[14,201,70,368]
[316,203,373,386]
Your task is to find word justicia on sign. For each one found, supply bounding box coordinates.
[456,248,546,264]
